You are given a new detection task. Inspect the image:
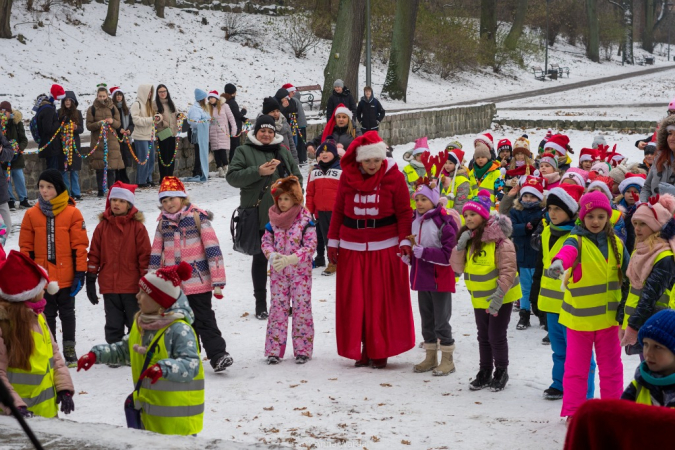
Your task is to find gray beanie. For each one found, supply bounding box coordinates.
[591,135,607,149]
[334,79,344,88]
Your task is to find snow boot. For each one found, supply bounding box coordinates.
[542,333,550,345]
[267,356,280,365]
[469,368,493,390]
[63,341,78,368]
[413,343,438,373]
[19,199,32,209]
[295,355,309,364]
[543,387,563,400]
[217,167,225,178]
[355,343,370,367]
[371,358,388,369]
[539,312,548,330]
[322,263,337,276]
[256,311,269,320]
[212,353,234,372]
[490,367,509,392]
[313,255,326,268]
[433,344,456,376]
[516,309,531,330]
[7,201,15,211]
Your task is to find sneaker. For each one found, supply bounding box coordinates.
[543,387,563,400]
[63,341,78,368]
[313,255,326,268]
[469,369,493,391]
[19,199,32,209]
[107,363,121,369]
[322,263,337,276]
[267,356,280,365]
[542,334,550,345]
[490,367,509,392]
[256,311,269,320]
[295,355,309,364]
[516,310,531,330]
[73,196,82,201]
[213,353,234,372]
[8,201,15,211]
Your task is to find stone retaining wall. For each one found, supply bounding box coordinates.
[496,118,655,134]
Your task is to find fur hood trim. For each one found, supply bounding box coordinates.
[482,213,513,242]
[99,210,145,223]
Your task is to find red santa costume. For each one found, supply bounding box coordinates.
[327,132,415,367]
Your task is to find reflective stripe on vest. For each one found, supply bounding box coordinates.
[444,175,470,210]
[473,169,501,209]
[7,314,58,418]
[464,241,522,309]
[559,235,624,332]
[622,250,674,329]
[538,227,569,314]
[129,320,205,436]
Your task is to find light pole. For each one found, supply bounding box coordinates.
[669,3,675,61]
[366,0,372,88]
[545,0,550,79]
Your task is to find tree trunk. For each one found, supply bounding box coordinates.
[155,0,164,18]
[586,0,600,62]
[643,0,655,52]
[0,0,12,39]
[320,0,366,112]
[101,0,120,36]
[381,0,420,102]
[624,0,634,63]
[504,0,528,51]
[480,0,497,64]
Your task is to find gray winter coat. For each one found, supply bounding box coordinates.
[0,135,13,205]
[291,96,307,128]
[641,115,675,202]
[89,293,201,382]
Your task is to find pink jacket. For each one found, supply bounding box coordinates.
[0,308,74,414]
[208,100,237,150]
[261,208,317,275]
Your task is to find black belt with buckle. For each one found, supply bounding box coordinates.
[342,215,397,229]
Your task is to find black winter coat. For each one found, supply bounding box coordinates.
[0,110,28,170]
[356,96,385,131]
[326,88,357,121]
[308,125,361,151]
[225,97,246,136]
[57,91,84,171]
[35,101,62,159]
[0,135,14,204]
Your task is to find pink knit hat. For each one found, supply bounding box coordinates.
[578,191,613,221]
[561,167,589,187]
[632,194,675,233]
[462,189,492,220]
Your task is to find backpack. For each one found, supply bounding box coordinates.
[29,115,41,144]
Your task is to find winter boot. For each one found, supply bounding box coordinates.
[469,368,493,391]
[543,387,563,400]
[322,263,337,276]
[313,255,326,268]
[542,333,550,345]
[217,167,225,178]
[295,355,309,364]
[19,199,32,209]
[213,353,234,372]
[490,367,509,392]
[7,201,15,211]
[267,356,280,365]
[539,312,548,330]
[433,344,456,376]
[516,309,531,330]
[371,358,388,369]
[355,343,370,367]
[413,343,438,373]
[63,341,78,368]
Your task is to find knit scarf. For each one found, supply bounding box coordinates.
[269,204,302,230]
[548,217,576,234]
[542,171,561,187]
[162,206,188,224]
[626,238,674,288]
[318,158,336,174]
[38,190,70,217]
[137,312,185,331]
[473,162,491,182]
[26,299,47,315]
[116,102,130,130]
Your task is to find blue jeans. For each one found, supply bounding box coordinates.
[8,168,28,201]
[135,140,155,185]
[519,267,535,311]
[62,170,81,197]
[548,312,596,397]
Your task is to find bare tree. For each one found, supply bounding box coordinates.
[222,13,258,41]
[0,0,12,38]
[155,0,165,18]
[480,0,497,63]
[381,0,420,101]
[643,0,668,52]
[288,15,320,58]
[608,0,633,63]
[102,0,120,36]
[504,0,527,51]
[587,0,600,62]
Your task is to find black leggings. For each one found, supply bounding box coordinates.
[44,288,76,343]
[252,230,268,314]
[96,169,116,192]
[213,148,228,168]
[158,137,176,183]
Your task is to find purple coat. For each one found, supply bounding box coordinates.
[410,205,458,292]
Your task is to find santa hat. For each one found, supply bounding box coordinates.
[412,137,430,157]
[334,105,352,120]
[158,176,188,200]
[520,176,544,201]
[512,136,531,158]
[619,173,647,195]
[321,103,352,143]
[474,132,494,151]
[547,184,585,218]
[446,148,465,165]
[50,84,66,101]
[544,134,570,156]
[579,148,597,163]
[282,83,296,93]
[561,168,589,187]
[139,262,193,309]
[208,90,219,100]
[106,181,137,210]
[497,138,512,153]
[607,151,625,168]
[0,250,59,302]
[587,176,614,201]
[545,128,554,139]
[109,86,124,96]
[633,194,675,234]
[539,152,559,170]
[352,131,388,162]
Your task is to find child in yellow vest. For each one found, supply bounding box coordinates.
[0,250,74,418]
[440,146,471,215]
[469,133,503,209]
[450,190,521,392]
[547,191,630,419]
[77,262,205,436]
[403,137,431,209]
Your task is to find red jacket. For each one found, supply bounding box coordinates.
[306,161,342,215]
[87,207,151,294]
[328,156,412,251]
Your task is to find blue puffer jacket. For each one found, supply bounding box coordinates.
[509,200,544,269]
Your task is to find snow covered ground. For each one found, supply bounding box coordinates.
[1,128,649,449]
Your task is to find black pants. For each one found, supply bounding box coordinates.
[474,303,513,370]
[116,168,130,184]
[44,288,76,343]
[418,291,454,346]
[252,230,268,314]
[229,136,240,163]
[315,211,331,257]
[192,143,202,177]
[296,127,307,164]
[158,137,176,183]
[213,148,228,168]
[187,292,227,367]
[96,169,117,192]
[103,293,139,344]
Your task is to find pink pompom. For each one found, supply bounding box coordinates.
[659,194,675,215]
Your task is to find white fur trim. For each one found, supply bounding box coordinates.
[328,239,340,248]
[355,142,387,162]
[619,177,645,194]
[587,180,612,200]
[334,106,353,120]
[474,136,493,150]
[579,154,593,162]
[544,141,566,155]
[520,185,544,201]
[0,278,48,302]
[109,186,135,205]
[158,190,187,199]
[412,147,427,156]
[547,187,579,214]
[667,125,675,133]
[208,92,219,99]
[56,94,66,100]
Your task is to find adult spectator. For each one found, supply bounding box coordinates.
[155,84,179,183]
[262,96,298,163]
[356,86,385,133]
[130,84,158,187]
[35,84,66,170]
[0,130,14,230]
[641,114,675,202]
[86,86,123,197]
[223,83,247,163]
[226,115,303,320]
[57,91,83,200]
[111,87,135,184]
[0,101,29,210]
[307,104,360,158]
[207,90,237,178]
[184,89,212,183]
[635,97,675,150]
[274,88,294,123]
[283,83,307,164]
[325,79,356,122]
[327,131,414,369]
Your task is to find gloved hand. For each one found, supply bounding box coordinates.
[214,286,223,300]
[272,254,299,271]
[456,230,472,251]
[526,222,533,231]
[140,364,163,385]
[413,245,425,259]
[56,391,74,414]
[545,259,565,279]
[400,254,411,266]
[70,272,85,297]
[621,326,639,347]
[77,352,96,372]
[18,406,33,418]
[400,245,413,259]
[486,287,506,316]
[86,273,99,305]
[328,246,339,265]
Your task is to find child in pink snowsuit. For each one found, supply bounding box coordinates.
[261,176,317,365]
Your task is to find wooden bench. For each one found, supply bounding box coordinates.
[550,63,570,78]
[532,66,546,81]
[637,57,655,66]
[296,84,321,110]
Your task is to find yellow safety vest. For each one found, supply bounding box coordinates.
[559,235,624,332]
[538,226,569,314]
[7,314,58,418]
[464,241,522,309]
[405,164,435,209]
[443,174,470,211]
[632,380,655,406]
[622,250,674,329]
[469,167,501,209]
[129,320,205,436]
